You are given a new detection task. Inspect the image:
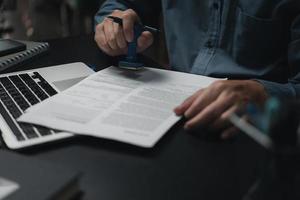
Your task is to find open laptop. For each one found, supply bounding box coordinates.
[0,62,94,149]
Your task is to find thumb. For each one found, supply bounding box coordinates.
[137,31,154,53]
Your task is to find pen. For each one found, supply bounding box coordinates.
[107,16,160,34]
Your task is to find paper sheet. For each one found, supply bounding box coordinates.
[19,66,219,147]
[0,177,19,200]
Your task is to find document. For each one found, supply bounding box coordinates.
[19,66,220,147]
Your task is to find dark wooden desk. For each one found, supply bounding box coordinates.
[8,35,267,200]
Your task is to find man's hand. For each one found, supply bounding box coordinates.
[94,9,154,56]
[174,80,268,139]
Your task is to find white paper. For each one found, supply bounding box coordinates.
[0,177,19,200]
[19,66,220,147]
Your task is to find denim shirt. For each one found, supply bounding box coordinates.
[95,0,300,97]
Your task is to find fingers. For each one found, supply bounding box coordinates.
[184,91,235,130]
[94,9,136,56]
[185,102,242,140]
[220,114,248,140]
[174,89,203,116]
[184,89,219,119]
[122,9,139,42]
[221,126,239,140]
[95,17,128,56]
[122,10,153,51]
[175,80,265,140]
[95,9,154,56]
[211,103,243,131]
[114,22,127,49]
[184,81,228,119]
[94,23,114,55]
[137,31,154,52]
[103,19,118,50]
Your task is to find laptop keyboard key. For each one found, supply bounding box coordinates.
[0,85,22,119]
[19,74,49,101]
[33,72,58,96]
[35,125,52,136]
[9,75,40,105]
[0,71,65,144]
[0,77,30,112]
[19,124,38,139]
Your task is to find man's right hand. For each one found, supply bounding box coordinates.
[95,9,154,56]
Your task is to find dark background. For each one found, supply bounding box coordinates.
[1,0,101,40]
[0,0,166,65]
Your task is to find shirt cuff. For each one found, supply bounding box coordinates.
[94,1,129,25]
[254,79,297,98]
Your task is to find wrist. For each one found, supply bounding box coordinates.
[245,80,268,105]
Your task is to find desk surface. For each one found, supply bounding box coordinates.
[8,35,267,200]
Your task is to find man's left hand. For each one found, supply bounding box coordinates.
[174,80,268,139]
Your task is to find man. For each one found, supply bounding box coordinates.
[94,0,300,139]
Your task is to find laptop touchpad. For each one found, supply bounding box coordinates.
[52,76,87,91]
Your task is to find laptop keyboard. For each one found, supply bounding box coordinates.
[0,72,58,141]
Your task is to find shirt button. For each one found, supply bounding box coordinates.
[213,3,219,10]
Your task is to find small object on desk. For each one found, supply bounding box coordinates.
[0,176,19,200]
[0,39,26,57]
[107,16,160,70]
[0,150,81,200]
[231,98,300,200]
[0,40,49,72]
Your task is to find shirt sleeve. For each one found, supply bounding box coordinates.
[94,0,129,25]
[95,0,161,25]
[255,14,300,98]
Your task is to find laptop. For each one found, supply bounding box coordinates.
[0,62,94,149]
